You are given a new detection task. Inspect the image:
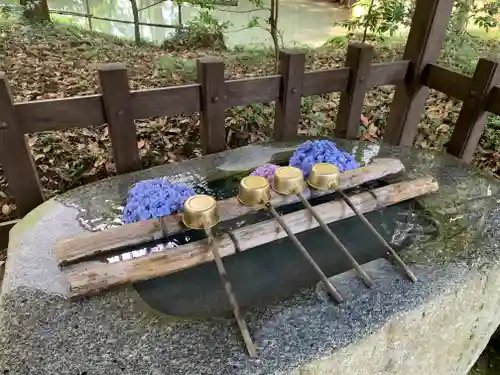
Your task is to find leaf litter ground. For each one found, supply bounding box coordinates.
[0,20,499,235]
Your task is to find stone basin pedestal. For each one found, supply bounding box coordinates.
[1,139,499,375]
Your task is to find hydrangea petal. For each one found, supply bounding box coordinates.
[122,178,195,224]
[250,163,281,183]
[289,140,359,177]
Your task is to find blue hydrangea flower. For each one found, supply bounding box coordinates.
[122,179,195,224]
[250,163,280,183]
[289,140,359,177]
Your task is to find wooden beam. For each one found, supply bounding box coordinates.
[64,176,439,297]
[131,84,200,120]
[368,61,410,88]
[422,64,471,101]
[0,220,18,251]
[274,50,306,141]
[98,63,141,174]
[384,0,455,146]
[486,85,500,117]
[447,58,500,163]
[0,73,44,217]
[55,157,405,265]
[335,43,374,139]
[226,76,281,107]
[197,57,227,154]
[15,95,105,133]
[302,67,349,96]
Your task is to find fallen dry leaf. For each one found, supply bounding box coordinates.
[1,204,10,216]
[360,114,369,127]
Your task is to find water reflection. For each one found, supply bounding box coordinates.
[107,239,180,263]
[38,0,350,46]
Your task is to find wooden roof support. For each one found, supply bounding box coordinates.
[385,0,455,146]
[447,58,500,163]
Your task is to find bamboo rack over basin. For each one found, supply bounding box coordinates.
[55,157,404,266]
[61,175,438,298]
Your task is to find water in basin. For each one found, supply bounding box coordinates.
[127,175,439,318]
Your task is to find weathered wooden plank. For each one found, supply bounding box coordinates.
[335,43,374,140]
[226,76,281,107]
[486,85,500,116]
[197,57,226,154]
[302,68,349,96]
[65,176,438,297]
[385,0,455,146]
[0,220,18,251]
[98,63,141,174]
[0,73,44,216]
[274,50,306,140]
[131,84,200,119]
[16,95,104,133]
[422,64,471,101]
[367,61,410,88]
[55,157,405,265]
[56,219,163,266]
[447,58,500,163]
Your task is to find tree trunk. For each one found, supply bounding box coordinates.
[129,0,141,44]
[454,0,474,34]
[20,0,51,22]
[269,0,280,72]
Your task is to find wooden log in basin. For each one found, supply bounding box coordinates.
[55,157,405,266]
[65,176,438,298]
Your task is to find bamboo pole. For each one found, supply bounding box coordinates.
[336,189,418,282]
[266,203,344,303]
[204,225,256,357]
[296,192,374,288]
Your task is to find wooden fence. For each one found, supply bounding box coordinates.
[1,0,499,251]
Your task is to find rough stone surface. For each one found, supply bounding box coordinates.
[1,138,499,375]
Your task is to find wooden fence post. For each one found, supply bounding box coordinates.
[384,0,455,146]
[197,57,226,155]
[274,50,305,141]
[335,43,373,139]
[0,73,44,217]
[98,63,141,174]
[447,58,500,163]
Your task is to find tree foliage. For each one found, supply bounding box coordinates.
[342,0,500,38]
[169,0,282,66]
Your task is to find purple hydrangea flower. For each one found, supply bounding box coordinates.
[122,179,195,224]
[250,163,280,183]
[289,140,359,177]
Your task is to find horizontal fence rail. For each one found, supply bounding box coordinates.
[423,63,500,114]
[1,6,500,251]
[12,62,410,134]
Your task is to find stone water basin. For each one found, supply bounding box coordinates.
[1,138,499,375]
